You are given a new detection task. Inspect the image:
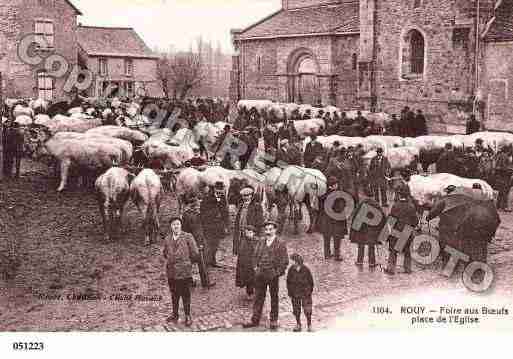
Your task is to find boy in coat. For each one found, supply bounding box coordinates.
[287,253,314,332]
[236,225,259,297]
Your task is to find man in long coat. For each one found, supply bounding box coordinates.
[182,193,215,288]
[493,146,513,211]
[368,148,391,207]
[413,109,428,137]
[200,182,230,267]
[436,143,458,174]
[2,119,25,178]
[233,186,264,255]
[243,220,289,330]
[318,177,348,261]
[351,198,385,268]
[304,135,324,168]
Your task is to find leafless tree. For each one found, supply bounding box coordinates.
[157,38,205,100]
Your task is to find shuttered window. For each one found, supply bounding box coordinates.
[37,71,53,100]
[34,20,54,50]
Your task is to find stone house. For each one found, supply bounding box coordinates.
[232,0,513,132]
[77,25,162,99]
[0,0,81,101]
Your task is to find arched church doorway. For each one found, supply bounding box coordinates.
[287,50,321,105]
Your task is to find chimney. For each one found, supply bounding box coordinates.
[282,0,289,10]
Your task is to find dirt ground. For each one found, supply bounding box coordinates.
[1,160,513,331]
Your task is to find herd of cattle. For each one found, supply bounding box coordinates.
[2,96,510,243]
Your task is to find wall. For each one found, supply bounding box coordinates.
[241,39,279,100]
[333,35,359,109]
[13,0,78,100]
[372,0,493,130]
[481,41,513,131]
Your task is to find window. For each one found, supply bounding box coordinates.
[37,71,53,100]
[34,20,54,50]
[98,58,108,76]
[124,59,133,76]
[452,28,470,50]
[124,82,134,97]
[352,53,358,70]
[256,56,262,73]
[401,29,425,79]
[410,31,425,74]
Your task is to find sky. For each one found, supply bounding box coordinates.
[72,0,281,53]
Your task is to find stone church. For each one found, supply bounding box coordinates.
[231,0,513,132]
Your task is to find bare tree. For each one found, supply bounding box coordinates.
[157,39,205,100]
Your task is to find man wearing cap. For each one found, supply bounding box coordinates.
[369,148,391,207]
[384,186,419,275]
[233,186,264,255]
[181,192,215,288]
[493,145,513,211]
[243,220,289,330]
[200,181,230,267]
[318,176,348,261]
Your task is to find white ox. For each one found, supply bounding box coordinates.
[264,165,327,234]
[36,114,103,134]
[407,173,495,208]
[142,128,198,168]
[86,125,148,144]
[130,169,163,245]
[363,146,419,172]
[95,167,131,241]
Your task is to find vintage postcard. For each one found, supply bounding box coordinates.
[1,0,513,354]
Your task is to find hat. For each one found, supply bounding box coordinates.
[327,176,338,186]
[214,181,225,191]
[376,147,384,154]
[290,253,304,265]
[244,225,256,233]
[444,185,457,193]
[182,192,197,204]
[280,139,289,145]
[169,216,182,225]
[333,141,340,147]
[263,220,278,229]
[240,186,255,196]
[445,142,453,149]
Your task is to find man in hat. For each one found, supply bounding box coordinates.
[276,138,302,167]
[318,176,348,261]
[185,148,207,168]
[413,109,428,137]
[181,192,216,288]
[436,143,457,174]
[304,134,324,168]
[384,185,419,275]
[369,148,391,207]
[493,145,513,211]
[2,117,24,178]
[200,181,229,267]
[233,185,264,256]
[243,220,289,330]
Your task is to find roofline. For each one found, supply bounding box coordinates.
[237,31,359,41]
[84,52,160,59]
[66,0,82,15]
[78,25,134,31]
[238,9,284,35]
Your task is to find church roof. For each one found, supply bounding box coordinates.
[237,2,359,40]
[483,0,513,42]
[77,25,158,59]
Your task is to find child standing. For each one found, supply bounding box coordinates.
[286,253,314,332]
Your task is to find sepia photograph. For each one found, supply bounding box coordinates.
[1,0,513,354]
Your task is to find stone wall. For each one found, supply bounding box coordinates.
[372,0,494,129]
[481,41,513,131]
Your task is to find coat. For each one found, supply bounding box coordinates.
[286,265,314,299]
[369,155,392,185]
[163,232,200,280]
[318,189,348,236]
[304,141,324,167]
[182,205,206,247]
[235,234,260,287]
[350,198,386,246]
[200,193,229,239]
[436,150,457,174]
[254,238,289,282]
[276,145,302,166]
[388,198,419,251]
[233,200,264,255]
